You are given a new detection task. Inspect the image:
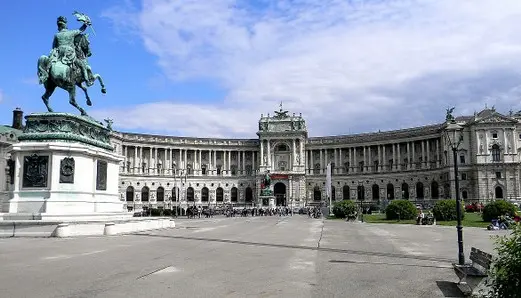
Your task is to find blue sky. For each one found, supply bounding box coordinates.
[2,0,521,138]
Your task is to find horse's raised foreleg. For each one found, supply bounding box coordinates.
[42,81,57,113]
[67,86,87,116]
[77,82,92,106]
[92,74,107,94]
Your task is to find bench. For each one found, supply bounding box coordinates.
[453,247,493,296]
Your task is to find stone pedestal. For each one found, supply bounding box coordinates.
[3,113,129,220]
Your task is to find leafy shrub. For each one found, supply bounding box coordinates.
[482,200,517,222]
[332,200,357,218]
[484,225,521,298]
[385,200,417,220]
[433,199,465,221]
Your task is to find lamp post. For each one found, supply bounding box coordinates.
[173,162,178,217]
[358,181,364,223]
[444,119,465,265]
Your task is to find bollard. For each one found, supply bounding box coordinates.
[54,223,70,238]
[103,222,117,236]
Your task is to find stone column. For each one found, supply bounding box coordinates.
[339,148,343,173]
[392,144,396,171]
[184,149,187,172]
[267,140,271,168]
[300,138,304,166]
[397,143,401,171]
[435,139,440,168]
[139,146,143,174]
[421,141,426,169]
[133,146,137,174]
[242,151,246,174]
[382,144,387,172]
[319,149,324,174]
[412,142,416,169]
[228,150,231,176]
[310,150,314,174]
[198,149,202,175]
[334,148,338,174]
[353,147,357,173]
[292,139,296,166]
[504,128,508,154]
[407,142,411,170]
[377,145,381,172]
[426,140,430,168]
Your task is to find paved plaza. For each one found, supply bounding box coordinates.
[0,216,508,298]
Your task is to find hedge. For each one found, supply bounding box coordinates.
[385,200,417,220]
[433,199,465,221]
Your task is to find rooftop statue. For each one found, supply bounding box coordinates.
[445,107,455,121]
[37,11,106,116]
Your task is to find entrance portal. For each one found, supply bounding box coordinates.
[274,182,287,206]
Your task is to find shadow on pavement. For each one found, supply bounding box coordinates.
[133,233,455,264]
[329,259,452,269]
[436,281,464,297]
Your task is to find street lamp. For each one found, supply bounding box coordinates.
[358,181,364,222]
[444,119,465,265]
[173,161,178,217]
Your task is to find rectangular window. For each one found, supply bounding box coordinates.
[459,155,465,164]
[461,173,467,180]
[492,133,498,139]
[496,172,502,179]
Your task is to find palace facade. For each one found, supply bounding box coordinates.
[2,106,521,212]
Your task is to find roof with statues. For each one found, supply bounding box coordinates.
[257,102,307,136]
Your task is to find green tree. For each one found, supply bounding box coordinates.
[484,224,521,298]
[432,199,465,221]
[482,201,517,222]
[385,200,417,220]
[332,200,357,218]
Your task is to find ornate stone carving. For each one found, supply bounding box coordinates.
[96,160,108,190]
[59,157,75,184]
[22,154,49,188]
[19,113,113,150]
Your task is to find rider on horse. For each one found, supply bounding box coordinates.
[41,16,92,86]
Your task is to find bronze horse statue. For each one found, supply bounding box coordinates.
[37,33,106,116]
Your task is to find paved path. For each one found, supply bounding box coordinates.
[0,216,508,298]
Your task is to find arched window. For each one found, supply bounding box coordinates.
[141,186,149,202]
[186,187,194,202]
[372,184,379,200]
[431,181,439,199]
[201,187,209,202]
[492,144,501,162]
[156,187,164,202]
[231,187,238,202]
[462,190,468,200]
[416,182,424,199]
[126,186,134,202]
[342,185,350,200]
[216,187,224,202]
[245,187,253,202]
[313,186,321,201]
[401,183,409,199]
[386,183,394,200]
[495,186,503,199]
[331,186,336,201]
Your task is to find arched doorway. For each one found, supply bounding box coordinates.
[495,186,503,199]
[342,185,350,200]
[274,182,286,206]
[126,186,134,202]
[431,181,439,199]
[156,187,164,202]
[372,184,379,201]
[416,182,424,199]
[201,187,209,202]
[313,186,321,201]
[231,187,238,202]
[245,187,253,203]
[401,183,410,199]
[386,183,394,200]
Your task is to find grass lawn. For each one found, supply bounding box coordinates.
[362,212,490,228]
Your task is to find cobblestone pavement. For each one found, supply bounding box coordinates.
[0,216,509,298]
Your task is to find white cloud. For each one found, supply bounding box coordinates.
[102,0,521,137]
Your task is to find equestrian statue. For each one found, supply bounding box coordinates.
[37,11,106,116]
